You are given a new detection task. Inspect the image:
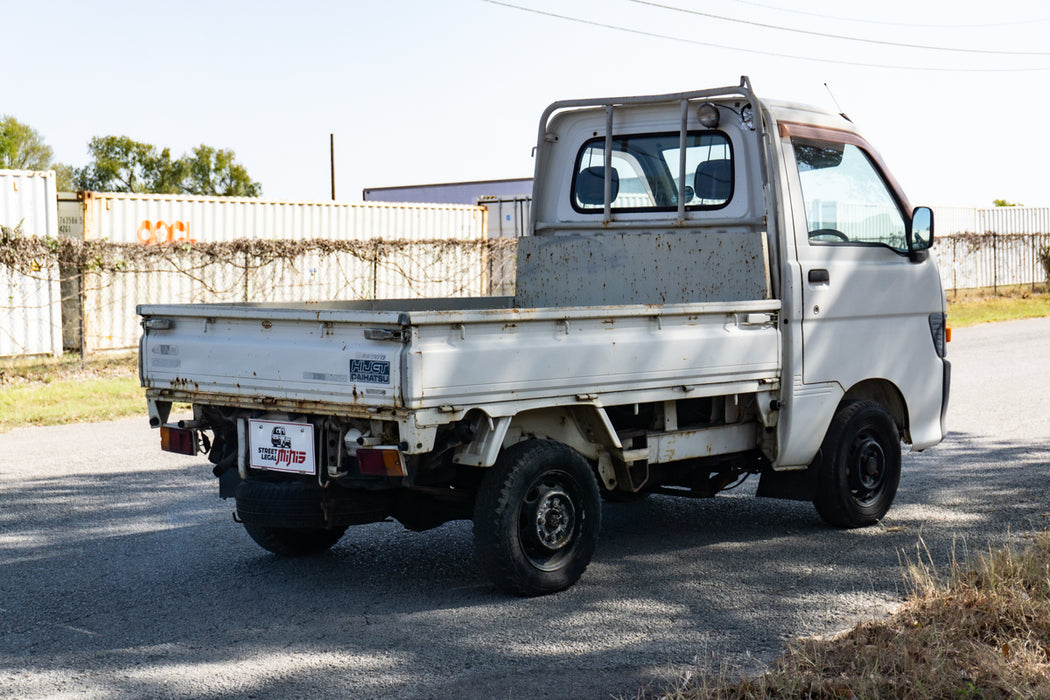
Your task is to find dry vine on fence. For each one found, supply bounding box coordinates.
[0,224,515,276]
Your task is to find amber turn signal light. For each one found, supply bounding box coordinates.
[160,426,196,455]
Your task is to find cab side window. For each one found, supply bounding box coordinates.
[793,137,907,253]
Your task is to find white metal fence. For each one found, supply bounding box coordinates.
[2,190,493,357]
[68,193,491,352]
[4,188,1049,359]
[932,206,1050,293]
[0,170,62,357]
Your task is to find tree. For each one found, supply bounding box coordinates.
[0,115,74,189]
[73,136,261,196]
[993,199,1022,207]
[73,136,184,194]
[0,115,54,170]
[181,145,261,197]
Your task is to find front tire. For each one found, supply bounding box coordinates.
[813,400,901,528]
[473,440,601,596]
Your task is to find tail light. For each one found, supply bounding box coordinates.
[160,426,197,455]
[356,447,407,477]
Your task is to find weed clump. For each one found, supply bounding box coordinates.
[660,533,1050,699]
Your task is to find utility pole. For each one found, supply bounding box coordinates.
[330,133,336,201]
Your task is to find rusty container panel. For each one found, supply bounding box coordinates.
[0,170,61,357]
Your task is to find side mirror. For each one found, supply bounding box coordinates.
[909,206,934,253]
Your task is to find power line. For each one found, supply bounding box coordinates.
[481,0,1050,72]
[628,0,1050,56]
[729,0,1050,29]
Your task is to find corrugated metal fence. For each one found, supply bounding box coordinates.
[3,186,1049,358]
[3,190,494,356]
[71,193,491,351]
[0,170,62,357]
[932,206,1050,293]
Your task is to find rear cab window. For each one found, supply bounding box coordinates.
[571,131,733,213]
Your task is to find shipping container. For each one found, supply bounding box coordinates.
[0,170,62,357]
[362,177,532,205]
[479,195,531,238]
[57,192,85,352]
[70,192,488,351]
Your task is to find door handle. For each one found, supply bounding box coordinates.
[808,268,830,284]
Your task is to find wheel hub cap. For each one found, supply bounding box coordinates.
[852,435,886,498]
[532,488,575,551]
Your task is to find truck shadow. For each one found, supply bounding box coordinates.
[1,429,1046,699]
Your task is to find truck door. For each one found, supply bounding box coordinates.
[781,122,945,447]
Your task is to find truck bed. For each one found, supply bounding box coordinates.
[138,296,782,417]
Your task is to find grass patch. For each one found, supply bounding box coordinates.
[0,352,144,432]
[947,286,1050,328]
[656,534,1050,699]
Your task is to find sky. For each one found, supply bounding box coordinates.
[4,0,1050,207]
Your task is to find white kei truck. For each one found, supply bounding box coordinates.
[139,77,950,596]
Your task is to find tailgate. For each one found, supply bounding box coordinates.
[138,303,406,409]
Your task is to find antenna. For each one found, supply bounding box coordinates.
[823,82,852,123]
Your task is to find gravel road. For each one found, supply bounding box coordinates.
[1,318,1047,699]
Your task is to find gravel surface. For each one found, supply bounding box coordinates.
[1,318,1047,699]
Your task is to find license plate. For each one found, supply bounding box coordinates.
[248,419,316,475]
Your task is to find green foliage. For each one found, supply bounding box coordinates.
[993,198,1022,207]
[51,162,75,190]
[948,290,1050,327]
[182,144,261,196]
[0,115,54,170]
[1,115,258,196]
[73,136,261,196]
[73,135,184,193]
[0,352,142,431]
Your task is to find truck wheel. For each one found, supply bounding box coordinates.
[473,440,601,596]
[241,522,346,556]
[813,400,901,528]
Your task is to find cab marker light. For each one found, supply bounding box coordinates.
[928,312,948,358]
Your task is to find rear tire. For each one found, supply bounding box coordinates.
[242,522,346,556]
[473,440,601,596]
[813,400,901,528]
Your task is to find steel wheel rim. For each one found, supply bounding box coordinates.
[518,472,581,571]
[848,430,886,505]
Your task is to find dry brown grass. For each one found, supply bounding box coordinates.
[0,351,138,385]
[656,534,1050,700]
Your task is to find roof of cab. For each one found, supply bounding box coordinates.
[761,98,857,133]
